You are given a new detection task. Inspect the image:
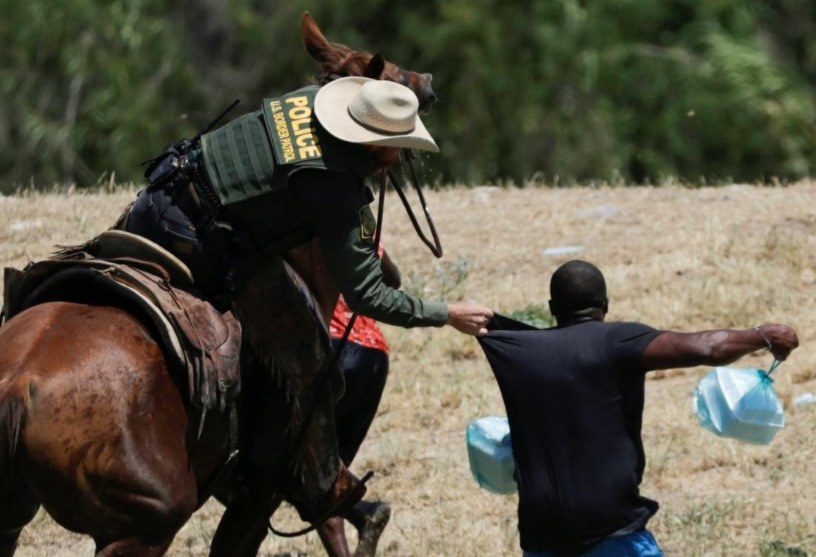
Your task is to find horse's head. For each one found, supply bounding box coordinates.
[301,12,437,112]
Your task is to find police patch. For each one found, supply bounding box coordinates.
[359,205,377,240]
[263,89,323,165]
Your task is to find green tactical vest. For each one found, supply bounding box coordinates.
[200,85,372,206]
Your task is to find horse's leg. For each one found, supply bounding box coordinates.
[317,517,351,557]
[0,311,42,557]
[209,494,281,557]
[94,538,172,557]
[1,303,199,554]
[0,482,39,557]
[347,501,391,557]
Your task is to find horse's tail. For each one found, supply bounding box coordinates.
[0,382,26,482]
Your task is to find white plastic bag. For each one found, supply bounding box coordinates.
[694,364,784,445]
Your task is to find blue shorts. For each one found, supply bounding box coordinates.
[523,529,663,557]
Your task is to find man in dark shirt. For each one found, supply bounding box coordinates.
[479,260,798,556]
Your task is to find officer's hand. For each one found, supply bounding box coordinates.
[757,324,799,361]
[447,302,494,336]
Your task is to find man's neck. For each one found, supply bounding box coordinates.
[556,309,604,328]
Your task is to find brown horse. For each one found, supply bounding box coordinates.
[302,12,436,111]
[0,12,435,557]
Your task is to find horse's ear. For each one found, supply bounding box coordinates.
[364,54,385,78]
[301,12,336,64]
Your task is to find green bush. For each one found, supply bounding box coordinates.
[3,0,816,189]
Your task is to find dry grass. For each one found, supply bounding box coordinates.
[2,182,815,556]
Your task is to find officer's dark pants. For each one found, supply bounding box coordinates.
[125,185,228,296]
[331,339,389,465]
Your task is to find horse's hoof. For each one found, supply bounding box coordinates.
[352,500,391,557]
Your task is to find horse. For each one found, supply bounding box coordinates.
[0,12,436,557]
[301,12,436,110]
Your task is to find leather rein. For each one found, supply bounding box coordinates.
[266,150,442,538]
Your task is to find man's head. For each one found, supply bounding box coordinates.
[548,260,609,325]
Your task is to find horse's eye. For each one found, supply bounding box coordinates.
[381,72,410,87]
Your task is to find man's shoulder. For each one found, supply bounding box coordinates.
[604,320,659,335]
[601,319,650,327]
[603,321,663,366]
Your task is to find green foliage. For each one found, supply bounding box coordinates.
[404,256,470,300]
[507,304,555,329]
[3,0,816,189]
[0,0,203,189]
[759,539,808,557]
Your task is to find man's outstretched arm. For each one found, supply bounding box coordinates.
[642,324,799,371]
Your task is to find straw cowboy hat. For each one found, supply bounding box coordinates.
[314,76,439,153]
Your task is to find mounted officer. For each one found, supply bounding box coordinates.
[122,68,494,531]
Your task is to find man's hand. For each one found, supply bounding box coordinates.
[446,302,494,336]
[756,324,799,361]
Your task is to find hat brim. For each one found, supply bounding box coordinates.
[314,76,440,153]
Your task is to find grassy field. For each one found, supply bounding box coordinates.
[1,182,815,556]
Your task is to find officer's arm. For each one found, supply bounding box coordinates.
[641,324,798,370]
[380,250,401,289]
[291,169,448,328]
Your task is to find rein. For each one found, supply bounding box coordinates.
[266,471,374,538]
[266,150,443,538]
[266,171,386,539]
[321,168,388,375]
[388,149,444,258]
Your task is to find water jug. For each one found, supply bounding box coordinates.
[694,366,784,445]
[466,416,516,494]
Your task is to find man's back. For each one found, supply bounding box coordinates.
[480,317,661,553]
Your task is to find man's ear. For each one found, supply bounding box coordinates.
[364,54,385,79]
[602,299,609,315]
[301,12,339,64]
[548,299,556,317]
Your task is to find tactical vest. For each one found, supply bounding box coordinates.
[200,85,372,206]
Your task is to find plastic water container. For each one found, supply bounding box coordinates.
[466,416,516,494]
[694,366,784,445]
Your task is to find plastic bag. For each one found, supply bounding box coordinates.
[694,364,784,445]
[466,416,517,494]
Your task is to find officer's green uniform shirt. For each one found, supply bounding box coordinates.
[198,85,448,328]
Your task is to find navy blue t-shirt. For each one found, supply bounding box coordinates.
[478,315,662,554]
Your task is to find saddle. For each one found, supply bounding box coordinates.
[2,230,241,420]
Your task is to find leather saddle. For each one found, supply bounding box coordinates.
[2,230,241,418]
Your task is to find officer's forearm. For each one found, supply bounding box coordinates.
[344,281,448,328]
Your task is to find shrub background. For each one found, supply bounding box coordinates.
[2,0,816,189]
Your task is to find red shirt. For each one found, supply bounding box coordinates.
[330,295,389,353]
[329,243,388,353]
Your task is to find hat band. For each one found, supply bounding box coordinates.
[347,107,416,136]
